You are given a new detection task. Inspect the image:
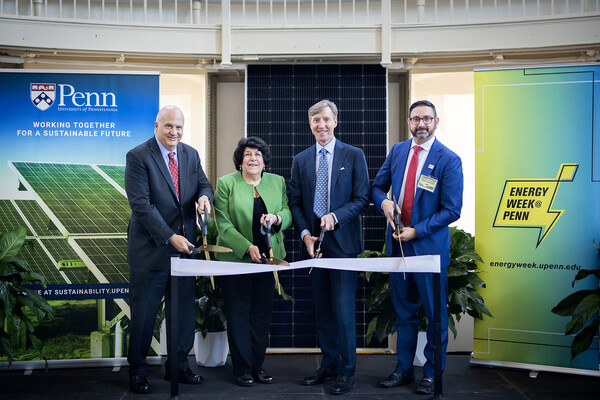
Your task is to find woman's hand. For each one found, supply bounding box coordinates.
[260,213,281,228]
[248,245,264,263]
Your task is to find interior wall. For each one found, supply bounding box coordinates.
[214,81,245,178]
[159,73,207,163]
[410,70,475,235]
[410,70,476,353]
[388,72,409,148]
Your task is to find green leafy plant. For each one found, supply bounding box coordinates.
[551,240,600,360]
[195,276,227,339]
[0,226,54,367]
[361,227,491,345]
[195,217,227,338]
[446,226,491,337]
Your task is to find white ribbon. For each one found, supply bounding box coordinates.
[171,254,440,277]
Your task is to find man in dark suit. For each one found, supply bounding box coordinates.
[288,100,370,395]
[124,105,214,394]
[371,100,463,395]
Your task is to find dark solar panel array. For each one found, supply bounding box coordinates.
[247,64,389,348]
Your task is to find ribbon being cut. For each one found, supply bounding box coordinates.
[171,254,440,277]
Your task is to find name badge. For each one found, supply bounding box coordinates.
[418,175,438,192]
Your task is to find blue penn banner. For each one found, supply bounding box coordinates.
[0,70,159,300]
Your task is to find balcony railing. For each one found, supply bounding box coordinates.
[1,0,598,26]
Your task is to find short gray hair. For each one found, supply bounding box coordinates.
[308,100,338,120]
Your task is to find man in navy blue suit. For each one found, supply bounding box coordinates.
[371,100,463,395]
[288,100,370,395]
[125,105,213,394]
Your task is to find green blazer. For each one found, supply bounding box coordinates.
[214,171,292,263]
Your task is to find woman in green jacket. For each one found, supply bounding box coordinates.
[214,136,291,387]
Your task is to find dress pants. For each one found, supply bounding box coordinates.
[220,272,274,376]
[389,241,448,378]
[127,266,195,377]
[310,231,358,377]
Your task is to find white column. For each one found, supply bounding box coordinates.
[417,0,426,22]
[193,0,201,24]
[221,0,232,67]
[381,0,391,67]
[33,0,43,16]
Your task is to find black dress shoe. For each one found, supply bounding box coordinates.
[416,376,435,394]
[164,368,204,384]
[331,375,355,395]
[301,368,337,385]
[233,374,255,387]
[129,374,150,394]
[380,372,415,388]
[252,369,273,384]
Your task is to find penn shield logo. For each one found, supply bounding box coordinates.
[31,83,56,111]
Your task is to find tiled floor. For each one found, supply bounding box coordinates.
[1,353,599,399]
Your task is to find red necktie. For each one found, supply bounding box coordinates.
[401,145,422,227]
[168,151,186,235]
[168,152,179,200]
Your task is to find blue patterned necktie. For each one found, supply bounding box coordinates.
[314,148,329,218]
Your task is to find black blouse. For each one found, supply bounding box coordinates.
[252,196,269,256]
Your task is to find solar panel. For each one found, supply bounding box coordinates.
[12,162,130,235]
[3,162,130,296]
[14,200,61,236]
[0,200,32,235]
[97,165,126,190]
[73,237,129,284]
[43,238,91,284]
[20,239,67,285]
[247,64,388,349]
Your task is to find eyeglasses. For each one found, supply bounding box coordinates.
[409,116,435,125]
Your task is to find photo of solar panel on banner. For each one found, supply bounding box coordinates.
[7,161,129,288]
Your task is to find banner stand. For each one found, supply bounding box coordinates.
[470,357,600,378]
[473,63,600,375]
[0,356,162,371]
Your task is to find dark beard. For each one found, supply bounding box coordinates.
[412,128,432,140]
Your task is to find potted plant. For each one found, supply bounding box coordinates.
[0,226,54,368]
[361,227,492,352]
[193,217,229,367]
[193,275,228,367]
[551,239,600,360]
